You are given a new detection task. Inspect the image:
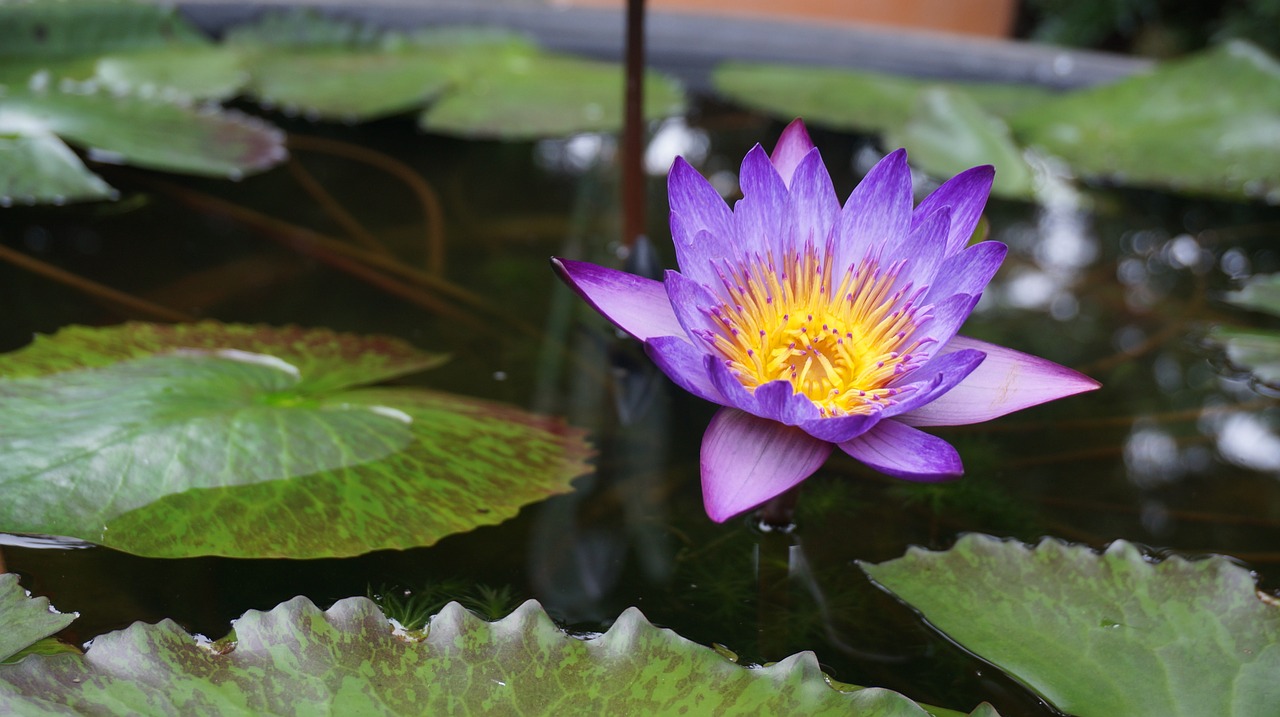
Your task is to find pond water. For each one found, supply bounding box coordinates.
[2,104,1279,716]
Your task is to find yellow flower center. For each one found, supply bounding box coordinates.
[707,246,930,416]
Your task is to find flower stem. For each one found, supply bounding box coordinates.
[759,485,802,531]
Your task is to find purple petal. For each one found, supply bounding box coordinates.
[889,206,950,291]
[913,165,995,257]
[786,147,840,254]
[664,269,722,343]
[701,407,833,522]
[669,158,733,283]
[834,149,912,273]
[909,293,980,361]
[734,145,788,258]
[769,118,815,187]
[839,420,963,480]
[799,412,880,443]
[882,348,986,418]
[753,380,821,425]
[552,258,683,341]
[924,241,1007,305]
[644,336,724,405]
[898,335,1102,427]
[707,357,760,415]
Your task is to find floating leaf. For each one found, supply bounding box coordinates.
[0,87,283,178]
[712,63,1047,198]
[1009,41,1280,202]
[90,46,247,102]
[0,131,114,205]
[0,575,75,664]
[0,1,207,59]
[713,62,922,136]
[1221,273,1280,317]
[420,48,686,140]
[229,12,684,135]
[887,88,1037,200]
[0,323,591,558]
[861,535,1280,717]
[1206,326,1280,386]
[238,48,453,121]
[0,594,997,716]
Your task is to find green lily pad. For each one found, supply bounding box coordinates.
[861,535,1280,717]
[229,12,684,135]
[712,62,1047,198]
[420,47,686,140]
[0,593,998,716]
[1009,41,1280,202]
[0,0,207,59]
[1207,273,1280,385]
[0,131,115,205]
[0,86,283,178]
[0,575,75,664]
[1221,273,1280,317]
[887,88,1037,200]
[0,323,592,558]
[1206,327,1280,386]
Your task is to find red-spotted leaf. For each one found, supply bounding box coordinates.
[0,323,591,559]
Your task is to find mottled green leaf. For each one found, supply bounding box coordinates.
[1010,41,1280,202]
[0,322,446,389]
[0,595,998,716]
[0,323,591,558]
[887,88,1037,200]
[0,575,75,664]
[861,535,1280,717]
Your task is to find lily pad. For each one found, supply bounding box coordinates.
[1207,273,1280,385]
[0,323,592,558]
[860,535,1280,717]
[0,0,275,203]
[0,86,284,178]
[0,130,115,205]
[0,593,998,716]
[0,575,75,664]
[1009,41,1280,202]
[887,88,1037,200]
[1221,273,1280,317]
[229,12,685,135]
[419,45,686,140]
[0,1,207,59]
[712,62,1047,198]
[1206,327,1280,386]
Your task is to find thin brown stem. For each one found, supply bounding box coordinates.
[133,176,539,334]
[621,0,647,249]
[0,242,191,322]
[286,158,392,257]
[287,134,446,276]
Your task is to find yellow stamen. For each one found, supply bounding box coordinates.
[707,245,930,416]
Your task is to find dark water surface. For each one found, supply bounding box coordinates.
[3,107,1279,716]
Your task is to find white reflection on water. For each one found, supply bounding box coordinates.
[1215,413,1280,473]
[644,118,709,175]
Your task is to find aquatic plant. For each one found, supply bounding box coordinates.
[554,119,1100,521]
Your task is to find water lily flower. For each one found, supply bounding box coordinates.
[553,119,1100,523]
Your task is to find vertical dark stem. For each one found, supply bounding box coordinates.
[759,484,801,530]
[621,0,647,249]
